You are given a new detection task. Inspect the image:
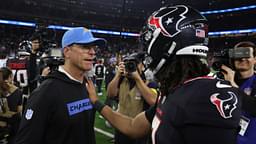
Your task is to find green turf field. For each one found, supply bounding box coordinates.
[95,112,114,144]
[94,85,115,144]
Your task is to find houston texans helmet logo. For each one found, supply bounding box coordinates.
[148,5,188,37]
[210,91,238,119]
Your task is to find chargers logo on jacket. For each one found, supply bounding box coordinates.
[210,91,238,119]
[67,98,92,116]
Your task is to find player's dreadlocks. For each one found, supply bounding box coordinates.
[155,56,210,96]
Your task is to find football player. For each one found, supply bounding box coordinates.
[87,5,242,144]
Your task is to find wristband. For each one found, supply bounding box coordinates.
[93,100,106,112]
[38,76,47,83]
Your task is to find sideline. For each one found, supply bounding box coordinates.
[94,127,114,138]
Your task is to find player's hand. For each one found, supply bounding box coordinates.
[85,78,98,104]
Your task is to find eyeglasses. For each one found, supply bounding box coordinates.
[71,44,98,53]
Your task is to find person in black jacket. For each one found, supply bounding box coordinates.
[0,67,23,144]
[27,34,51,93]
[15,27,106,144]
[86,5,242,144]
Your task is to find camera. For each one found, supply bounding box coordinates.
[43,57,64,71]
[212,49,231,72]
[229,47,251,59]
[212,47,251,71]
[124,61,137,73]
[123,52,147,73]
[41,48,64,71]
[212,47,251,78]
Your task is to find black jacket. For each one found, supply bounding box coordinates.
[15,71,96,144]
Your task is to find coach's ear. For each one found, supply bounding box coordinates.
[62,46,71,59]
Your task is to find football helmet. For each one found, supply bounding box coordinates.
[18,40,32,56]
[140,5,209,74]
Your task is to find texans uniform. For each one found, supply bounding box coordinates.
[7,58,30,94]
[145,76,242,144]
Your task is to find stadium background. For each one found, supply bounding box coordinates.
[1,0,256,144]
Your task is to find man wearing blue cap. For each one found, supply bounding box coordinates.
[15,27,106,144]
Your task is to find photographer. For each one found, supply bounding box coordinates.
[221,41,256,144]
[107,52,158,144]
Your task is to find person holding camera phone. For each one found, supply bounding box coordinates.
[15,27,106,144]
[221,41,256,144]
[107,52,158,144]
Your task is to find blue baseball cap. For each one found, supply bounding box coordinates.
[61,27,106,49]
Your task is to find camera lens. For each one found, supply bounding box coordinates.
[216,71,224,79]
[125,61,137,73]
[212,61,222,71]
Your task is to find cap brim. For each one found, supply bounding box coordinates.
[76,38,106,47]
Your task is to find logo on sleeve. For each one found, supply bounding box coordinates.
[25,109,34,120]
[216,81,232,88]
[210,91,238,119]
[67,98,93,116]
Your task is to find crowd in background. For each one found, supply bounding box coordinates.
[0,24,256,144]
[1,24,256,60]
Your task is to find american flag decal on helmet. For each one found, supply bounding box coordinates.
[196,29,206,38]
